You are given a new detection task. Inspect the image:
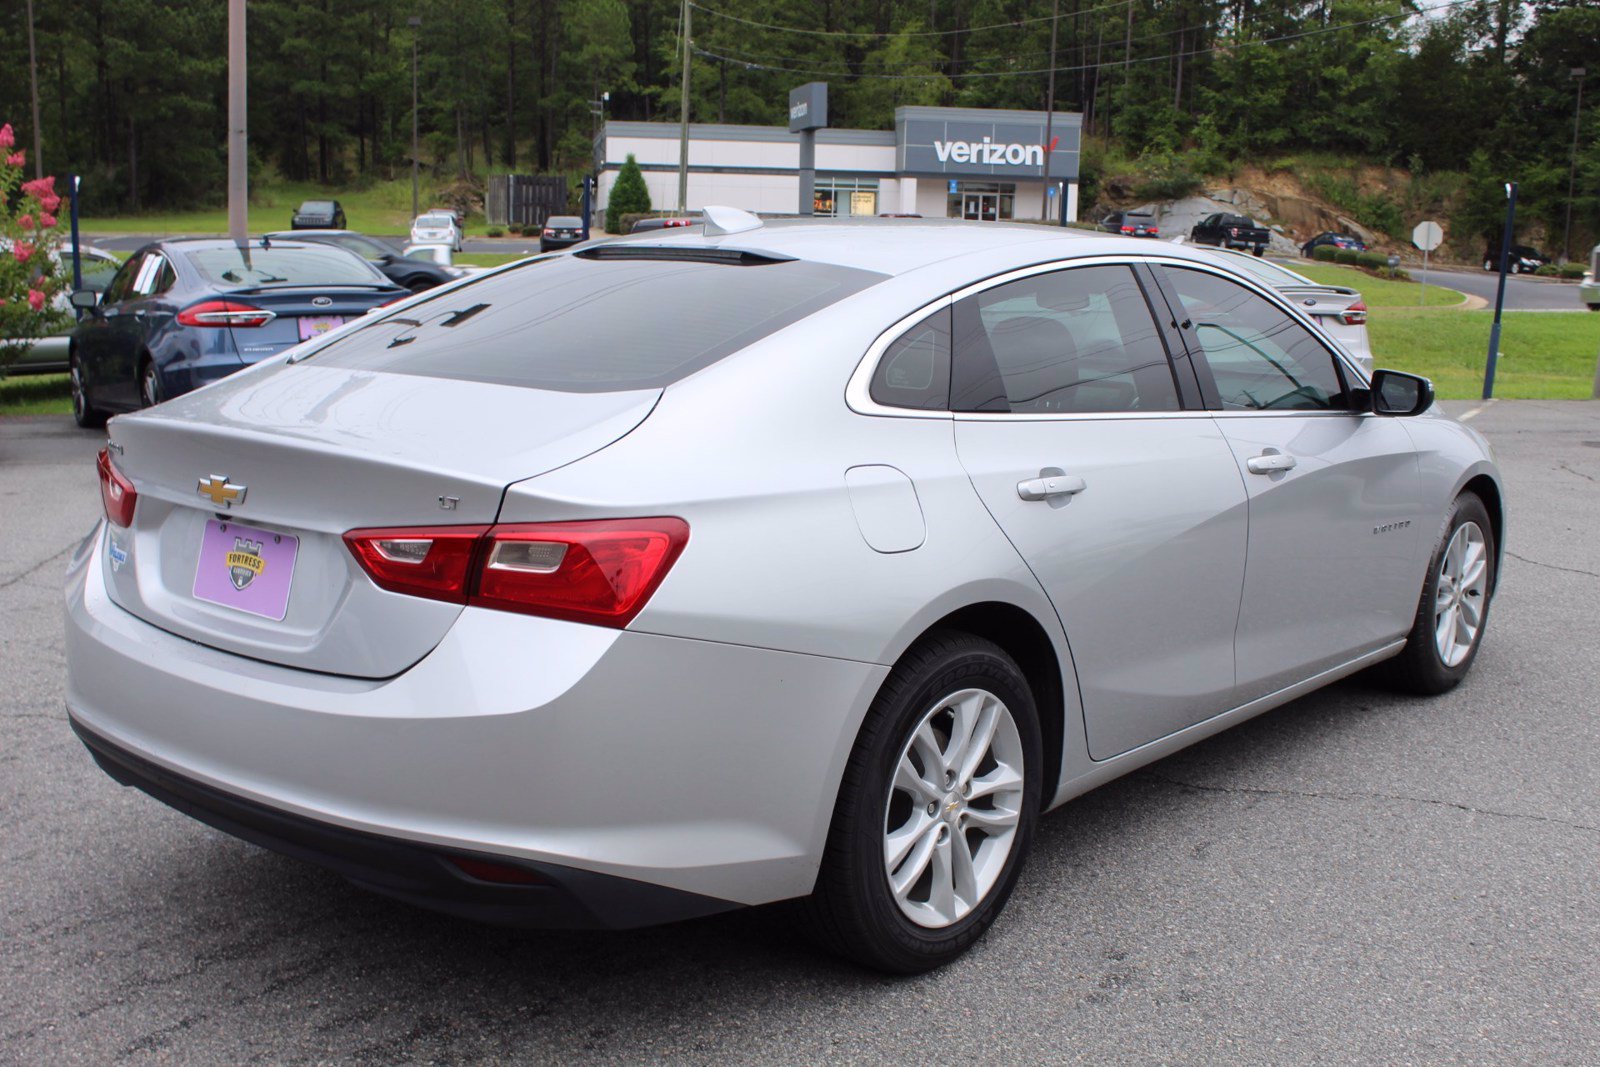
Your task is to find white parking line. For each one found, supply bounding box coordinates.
[1458,400,1496,422]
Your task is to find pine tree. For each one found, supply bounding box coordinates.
[606,152,650,232]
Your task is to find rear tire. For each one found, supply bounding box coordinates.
[70,355,107,429]
[1376,493,1495,695]
[801,630,1042,974]
[138,359,162,409]
[1253,245,1265,257]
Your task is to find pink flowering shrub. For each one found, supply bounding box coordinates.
[1,126,70,374]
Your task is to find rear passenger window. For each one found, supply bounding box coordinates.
[1163,267,1349,411]
[870,307,950,411]
[950,264,1180,414]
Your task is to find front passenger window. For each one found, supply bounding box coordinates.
[1164,267,1349,411]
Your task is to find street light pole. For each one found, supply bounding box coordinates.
[677,0,691,213]
[1568,68,1580,265]
[1484,181,1517,401]
[1039,0,1059,224]
[410,16,422,222]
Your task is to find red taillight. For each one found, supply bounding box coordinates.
[543,228,556,237]
[447,856,546,885]
[1228,227,1239,236]
[1340,299,1368,326]
[343,517,689,628]
[1148,227,1159,235]
[177,300,275,328]
[96,448,137,528]
[1120,225,1135,233]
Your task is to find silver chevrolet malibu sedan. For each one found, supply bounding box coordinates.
[65,212,1503,972]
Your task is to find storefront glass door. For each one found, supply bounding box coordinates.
[947,182,1016,221]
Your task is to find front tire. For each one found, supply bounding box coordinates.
[138,359,162,409]
[1378,493,1495,694]
[802,631,1042,973]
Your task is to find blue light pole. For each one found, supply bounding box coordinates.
[1483,181,1516,401]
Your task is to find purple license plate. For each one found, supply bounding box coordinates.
[192,519,299,620]
[297,315,344,341]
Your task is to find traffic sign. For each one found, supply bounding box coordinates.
[1413,220,1444,252]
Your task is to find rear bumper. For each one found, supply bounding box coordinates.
[64,520,885,917]
[71,716,735,929]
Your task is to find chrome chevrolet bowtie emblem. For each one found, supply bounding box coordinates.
[198,475,246,508]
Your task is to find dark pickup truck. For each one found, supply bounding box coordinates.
[1190,212,1270,256]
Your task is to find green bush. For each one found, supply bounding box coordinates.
[1312,245,1339,261]
[486,226,504,238]
[1334,248,1361,265]
[1536,263,1587,279]
[1356,251,1389,270]
[606,154,651,234]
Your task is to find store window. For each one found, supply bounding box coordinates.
[814,176,879,218]
[947,182,1016,222]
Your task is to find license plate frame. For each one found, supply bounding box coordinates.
[297,315,345,341]
[192,519,299,621]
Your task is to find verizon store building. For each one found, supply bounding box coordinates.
[596,105,1083,225]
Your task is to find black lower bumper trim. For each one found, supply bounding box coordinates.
[70,717,738,930]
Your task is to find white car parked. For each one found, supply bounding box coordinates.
[410,211,462,252]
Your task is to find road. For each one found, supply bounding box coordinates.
[2,403,1597,1064]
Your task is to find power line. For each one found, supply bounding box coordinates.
[692,0,1474,82]
[687,0,1139,39]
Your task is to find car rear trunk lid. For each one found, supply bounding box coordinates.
[222,286,401,365]
[101,362,659,678]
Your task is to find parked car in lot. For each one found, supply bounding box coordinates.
[1097,209,1160,237]
[1190,212,1270,255]
[290,200,347,230]
[538,215,587,253]
[411,211,463,252]
[65,214,1503,974]
[1581,243,1600,311]
[1483,240,1550,274]
[5,243,124,376]
[1301,231,1367,257]
[265,229,461,292]
[65,237,405,424]
[629,216,696,233]
[1198,247,1374,372]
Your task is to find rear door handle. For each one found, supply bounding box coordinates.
[1246,450,1297,475]
[1017,473,1087,501]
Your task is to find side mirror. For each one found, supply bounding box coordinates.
[70,289,99,310]
[1369,369,1434,417]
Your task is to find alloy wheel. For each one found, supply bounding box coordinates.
[140,366,159,408]
[70,363,86,420]
[1434,521,1489,667]
[882,687,1025,929]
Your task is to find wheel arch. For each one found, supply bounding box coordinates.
[1460,472,1505,593]
[894,600,1067,810]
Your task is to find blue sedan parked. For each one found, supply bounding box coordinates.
[68,238,406,427]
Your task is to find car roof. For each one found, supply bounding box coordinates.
[587,216,1244,278]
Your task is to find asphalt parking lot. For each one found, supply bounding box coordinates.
[2,402,1597,1065]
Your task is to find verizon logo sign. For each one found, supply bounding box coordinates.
[932,136,1057,167]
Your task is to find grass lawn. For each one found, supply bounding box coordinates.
[1371,308,1600,399]
[1292,262,1465,307]
[454,252,529,268]
[81,177,481,238]
[0,372,72,416]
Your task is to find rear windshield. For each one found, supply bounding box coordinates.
[185,246,387,287]
[417,214,453,226]
[1212,253,1312,286]
[306,254,884,392]
[547,216,582,227]
[1221,215,1255,227]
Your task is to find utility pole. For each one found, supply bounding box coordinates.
[25,0,42,178]
[677,0,691,212]
[410,16,422,221]
[1040,0,1060,223]
[1568,67,1580,263]
[227,0,247,245]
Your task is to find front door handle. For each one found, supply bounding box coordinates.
[1246,450,1297,475]
[1017,473,1087,501]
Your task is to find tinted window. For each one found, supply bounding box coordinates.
[1221,215,1255,227]
[102,254,143,305]
[1165,267,1349,411]
[299,201,334,213]
[309,255,883,393]
[951,265,1180,414]
[870,308,950,411]
[547,216,582,227]
[184,246,388,287]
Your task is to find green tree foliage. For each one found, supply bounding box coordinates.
[0,0,1593,249]
[606,152,650,230]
